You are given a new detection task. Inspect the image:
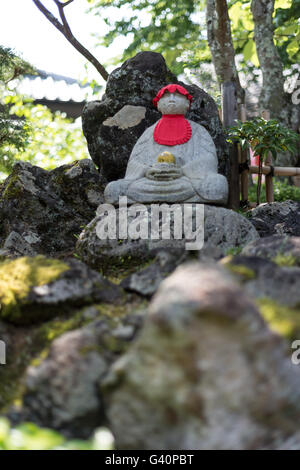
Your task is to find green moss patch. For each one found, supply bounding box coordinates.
[2,175,23,200]
[101,257,155,284]
[257,298,300,341]
[0,256,69,323]
[272,253,298,267]
[224,246,243,256]
[221,256,256,281]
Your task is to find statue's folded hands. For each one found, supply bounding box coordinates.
[145,163,183,181]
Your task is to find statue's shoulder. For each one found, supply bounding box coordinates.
[188,120,214,142]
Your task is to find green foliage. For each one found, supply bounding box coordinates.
[224,246,243,256]
[228,0,259,73]
[0,418,114,450]
[273,0,300,66]
[1,92,89,177]
[88,0,207,74]
[228,118,299,204]
[0,45,89,179]
[0,47,35,175]
[228,0,299,80]
[248,180,300,203]
[87,0,300,80]
[0,46,35,83]
[228,117,299,161]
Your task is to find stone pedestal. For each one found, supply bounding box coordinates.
[76,204,259,269]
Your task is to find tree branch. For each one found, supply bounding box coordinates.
[32,0,109,81]
[58,0,74,7]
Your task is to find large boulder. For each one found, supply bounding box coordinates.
[102,263,300,450]
[21,310,143,439]
[247,201,300,237]
[76,204,259,270]
[82,51,229,183]
[222,255,300,309]
[241,235,300,266]
[0,261,127,415]
[0,160,105,257]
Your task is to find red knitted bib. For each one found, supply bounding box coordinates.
[153,114,192,146]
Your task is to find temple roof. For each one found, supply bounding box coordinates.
[16,70,101,119]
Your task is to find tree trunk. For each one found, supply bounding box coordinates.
[206,0,244,209]
[251,0,300,165]
[251,0,285,118]
[206,0,244,104]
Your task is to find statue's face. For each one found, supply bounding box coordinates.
[157,91,190,115]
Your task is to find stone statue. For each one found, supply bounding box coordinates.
[104,84,228,205]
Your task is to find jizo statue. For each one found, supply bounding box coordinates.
[104,84,228,205]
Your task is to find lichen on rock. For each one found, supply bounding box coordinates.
[0,159,105,258]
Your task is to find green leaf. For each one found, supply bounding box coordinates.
[274,0,292,9]
[286,39,299,58]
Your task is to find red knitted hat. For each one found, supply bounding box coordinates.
[153,84,193,107]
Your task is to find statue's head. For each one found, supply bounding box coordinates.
[153,84,192,115]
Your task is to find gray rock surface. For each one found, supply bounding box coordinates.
[22,311,143,438]
[0,159,105,257]
[102,263,300,450]
[242,235,300,266]
[247,201,300,237]
[120,251,183,297]
[82,51,229,183]
[223,255,300,308]
[76,204,259,269]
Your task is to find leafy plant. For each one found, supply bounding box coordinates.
[87,0,300,78]
[0,418,114,450]
[248,180,300,203]
[0,44,89,179]
[228,117,299,204]
[0,46,35,175]
[0,85,89,179]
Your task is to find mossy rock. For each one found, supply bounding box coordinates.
[0,296,147,412]
[0,309,87,411]
[0,256,69,324]
[2,174,25,200]
[0,160,105,258]
[0,256,123,325]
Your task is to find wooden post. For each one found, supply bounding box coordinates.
[239,104,249,206]
[222,81,240,210]
[261,110,274,203]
